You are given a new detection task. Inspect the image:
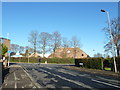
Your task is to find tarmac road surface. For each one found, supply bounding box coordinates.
[20,63,120,89]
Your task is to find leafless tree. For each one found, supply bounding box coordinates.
[25,46,34,56]
[51,31,61,53]
[19,46,25,53]
[71,36,81,59]
[94,53,103,57]
[62,37,70,58]
[10,44,19,53]
[62,37,70,48]
[103,18,120,56]
[28,30,39,54]
[38,32,52,57]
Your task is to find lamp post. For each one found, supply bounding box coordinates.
[28,40,30,63]
[101,9,117,72]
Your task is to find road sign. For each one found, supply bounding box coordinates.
[8,50,11,54]
[8,50,11,67]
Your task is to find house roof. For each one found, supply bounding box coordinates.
[11,52,23,57]
[29,52,41,57]
[48,48,89,58]
[0,37,10,41]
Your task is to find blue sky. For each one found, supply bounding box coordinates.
[2,2,118,56]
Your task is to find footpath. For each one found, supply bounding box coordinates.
[0,65,39,89]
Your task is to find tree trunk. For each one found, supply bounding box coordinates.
[117,48,120,56]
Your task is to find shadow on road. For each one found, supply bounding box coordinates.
[2,68,10,83]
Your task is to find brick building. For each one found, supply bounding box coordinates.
[48,48,89,59]
[0,37,11,56]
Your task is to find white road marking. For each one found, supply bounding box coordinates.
[45,67,52,70]
[14,72,17,88]
[58,69,76,76]
[91,79,120,88]
[23,67,41,88]
[96,76,119,83]
[51,78,58,82]
[39,68,93,89]
[58,69,91,78]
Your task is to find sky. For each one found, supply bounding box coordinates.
[2,2,118,57]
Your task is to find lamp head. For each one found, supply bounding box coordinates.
[101,9,106,12]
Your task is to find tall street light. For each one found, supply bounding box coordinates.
[28,40,30,63]
[101,9,117,72]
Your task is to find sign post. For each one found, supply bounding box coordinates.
[8,50,11,67]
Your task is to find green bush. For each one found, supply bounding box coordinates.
[75,57,104,70]
[75,57,120,72]
[10,57,74,64]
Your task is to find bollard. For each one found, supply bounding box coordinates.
[0,62,3,85]
[45,61,47,64]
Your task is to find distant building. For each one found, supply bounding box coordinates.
[0,37,11,56]
[29,52,50,58]
[48,48,89,59]
[0,37,10,50]
[29,52,41,57]
[11,52,23,58]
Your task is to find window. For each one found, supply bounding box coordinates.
[1,38,4,44]
[67,50,71,53]
[82,54,84,56]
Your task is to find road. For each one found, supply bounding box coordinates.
[19,63,120,89]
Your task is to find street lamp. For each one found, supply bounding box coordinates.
[28,40,30,63]
[101,9,117,72]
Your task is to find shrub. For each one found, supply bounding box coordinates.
[10,57,74,64]
[75,57,104,70]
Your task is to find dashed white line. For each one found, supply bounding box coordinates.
[96,76,119,83]
[14,72,17,89]
[91,79,120,88]
[45,67,52,70]
[58,70,76,76]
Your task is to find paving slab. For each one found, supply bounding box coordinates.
[1,65,38,89]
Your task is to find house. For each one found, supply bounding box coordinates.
[48,48,89,59]
[11,52,23,58]
[0,37,10,50]
[29,52,41,57]
[0,37,11,57]
[39,54,51,58]
[29,52,50,58]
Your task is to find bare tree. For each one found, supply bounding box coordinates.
[51,31,61,53]
[38,32,52,57]
[103,18,120,56]
[10,44,19,53]
[28,30,39,54]
[19,46,25,53]
[94,53,103,57]
[62,37,70,58]
[62,37,70,48]
[71,36,81,59]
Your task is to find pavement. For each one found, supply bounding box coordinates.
[0,64,39,89]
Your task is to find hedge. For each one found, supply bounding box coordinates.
[10,57,74,64]
[75,57,120,72]
[75,57,104,70]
